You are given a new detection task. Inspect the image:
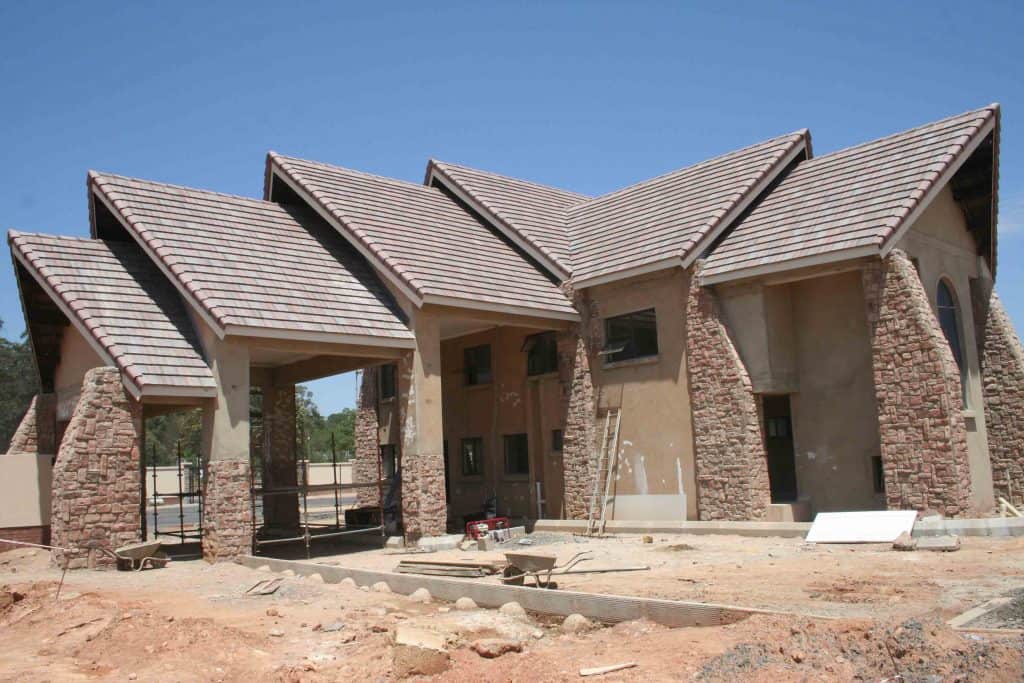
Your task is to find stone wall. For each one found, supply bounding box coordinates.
[50,368,142,569]
[684,264,771,521]
[400,450,447,540]
[203,459,253,561]
[971,281,1024,506]
[7,394,57,455]
[558,287,600,521]
[261,382,298,529]
[354,366,381,507]
[862,249,972,515]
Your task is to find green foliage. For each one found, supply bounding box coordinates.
[145,408,202,466]
[0,320,40,452]
[296,385,356,463]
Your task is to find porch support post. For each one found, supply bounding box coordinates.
[259,377,299,530]
[398,310,446,542]
[354,366,381,507]
[201,337,253,561]
[6,393,57,456]
[862,249,972,516]
[50,367,143,569]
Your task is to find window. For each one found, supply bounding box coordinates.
[464,345,493,385]
[937,280,968,403]
[551,429,564,452]
[602,308,659,364]
[380,444,397,479]
[379,364,396,400]
[523,331,558,375]
[461,437,483,476]
[504,433,529,476]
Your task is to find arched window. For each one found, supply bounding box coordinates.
[937,280,968,404]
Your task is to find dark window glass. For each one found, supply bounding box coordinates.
[504,433,529,476]
[524,331,559,376]
[602,309,659,363]
[464,345,493,385]
[380,444,397,479]
[937,280,968,404]
[551,429,564,452]
[872,456,885,494]
[379,364,396,400]
[461,437,483,476]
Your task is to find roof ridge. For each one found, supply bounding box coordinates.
[810,104,997,162]
[429,159,590,200]
[571,130,808,212]
[88,170,274,207]
[269,152,440,195]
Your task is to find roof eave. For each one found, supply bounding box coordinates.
[700,245,879,286]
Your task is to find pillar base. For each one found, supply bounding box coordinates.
[203,460,253,561]
[401,451,447,542]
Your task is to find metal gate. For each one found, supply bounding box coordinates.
[148,441,203,543]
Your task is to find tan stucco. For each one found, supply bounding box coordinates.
[898,184,995,511]
[53,325,104,427]
[194,317,251,464]
[588,269,698,519]
[0,453,52,527]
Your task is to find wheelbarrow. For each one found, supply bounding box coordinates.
[501,550,592,588]
[96,541,170,571]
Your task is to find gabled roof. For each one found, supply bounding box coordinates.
[89,172,414,346]
[702,105,1000,284]
[10,231,216,399]
[267,153,578,320]
[567,131,810,287]
[425,160,588,279]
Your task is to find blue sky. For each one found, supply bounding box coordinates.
[1,2,1022,414]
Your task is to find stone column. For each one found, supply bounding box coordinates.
[50,368,142,569]
[354,366,381,507]
[558,328,597,520]
[684,263,771,521]
[260,380,298,530]
[6,393,57,455]
[971,279,1024,507]
[201,337,254,562]
[862,249,972,516]
[397,311,446,541]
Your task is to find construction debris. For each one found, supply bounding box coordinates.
[917,535,961,552]
[395,559,503,578]
[892,532,917,551]
[580,662,637,677]
[245,578,283,596]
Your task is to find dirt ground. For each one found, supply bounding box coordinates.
[1,532,1022,682]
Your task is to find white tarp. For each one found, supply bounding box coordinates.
[805,510,918,543]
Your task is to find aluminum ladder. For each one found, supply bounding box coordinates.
[586,408,622,536]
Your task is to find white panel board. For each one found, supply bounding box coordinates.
[610,494,687,521]
[805,510,917,543]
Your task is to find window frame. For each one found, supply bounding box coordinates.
[601,308,660,365]
[936,277,968,405]
[551,429,564,453]
[523,331,559,376]
[464,344,493,386]
[380,444,398,479]
[503,433,530,477]
[460,437,484,477]
[379,363,397,400]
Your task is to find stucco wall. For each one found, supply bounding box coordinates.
[587,269,697,519]
[53,325,104,434]
[788,272,882,512]
[898,184,995,511]
[0,453,53,527]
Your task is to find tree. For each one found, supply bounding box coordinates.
[295,385,356,463]
[0,319,40,452]
[144,408,202,466]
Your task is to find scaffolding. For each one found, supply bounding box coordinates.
[149,441,203,543]
[249,433,386,558]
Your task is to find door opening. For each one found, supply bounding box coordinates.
[762,395,798,503]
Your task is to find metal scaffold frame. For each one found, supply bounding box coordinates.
[249,432,386,558]
[149,440,203,543]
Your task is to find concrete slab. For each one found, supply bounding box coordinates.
[416,534,464,551]
[533,519,811,538]
[916,535,961,551]
[913,517,1024,538]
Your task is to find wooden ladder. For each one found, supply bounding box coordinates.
[586,408,622,536]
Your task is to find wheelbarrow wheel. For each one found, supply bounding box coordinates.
[502,565,525,585]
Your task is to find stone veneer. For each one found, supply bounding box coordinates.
[203,459,253,561]
[862,249,971,515]
[684,263,771,521]
[353,366,381,507]
[397,353,447,540]
[6,393,57,455]
[261,382,298,529]
[971,281,1024,506]
[50,367,142,569]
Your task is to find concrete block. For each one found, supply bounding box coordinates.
[916,535,960,552]
[416,533,464,551]
[393,625,449,677]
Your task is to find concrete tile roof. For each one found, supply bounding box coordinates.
[269,153,578,320]
[9,231,216,398]
[567,131,809,286]
[426,160,588,277]
[89,172,414,345]
[702,105,999,283]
